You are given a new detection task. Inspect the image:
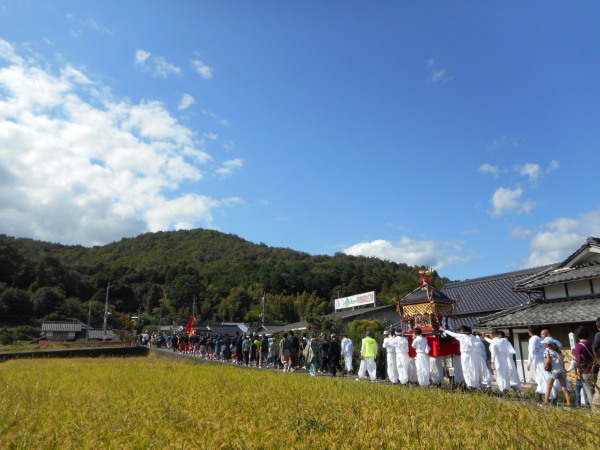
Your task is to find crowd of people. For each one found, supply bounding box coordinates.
[139,317,600,411]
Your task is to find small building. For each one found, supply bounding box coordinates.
[40,321,85,342]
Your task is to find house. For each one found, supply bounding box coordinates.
[441,265,554,329]
[40,321,86,343]
[478,236,600,382]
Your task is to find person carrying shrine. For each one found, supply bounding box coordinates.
[441,325,481,389]
[411,327,431,387]
[392,329,410,385]
[383,329,398,383]
[486,329,511,392]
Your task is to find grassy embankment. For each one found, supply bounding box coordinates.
[1,354,598,449]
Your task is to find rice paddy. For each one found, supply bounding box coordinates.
[0,354,598,449]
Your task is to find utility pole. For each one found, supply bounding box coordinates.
[261,293,266,326]
[102,282,110,340]
[85,299,92,343]
[192,295,196,318]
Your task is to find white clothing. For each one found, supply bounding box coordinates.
[444,330,481,388]
[357,357,377,381]
[383,336,398,383]
[506,340,522,390]
[453,354,464,383]
[341,337,354,372]
[528,335,548,395]
[412,335,430,386]
[392,335,410,385]
[430,357,444,385]
[489,337,511,392]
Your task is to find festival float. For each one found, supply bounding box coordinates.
[396,269,460,358]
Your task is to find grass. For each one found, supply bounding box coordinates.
[1,354,598,449]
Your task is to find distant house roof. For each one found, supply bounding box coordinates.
[478,297,600,328]
[266,321,310,335]
[88,329,116,340]
[442,265,554,316]
[41,321,83,332]
[207,324,245,336]
[515,237,600,291]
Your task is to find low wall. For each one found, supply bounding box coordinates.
[0,345,149,363]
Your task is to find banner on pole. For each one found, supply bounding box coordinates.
[334,291,375,311]
[185,316,195,333]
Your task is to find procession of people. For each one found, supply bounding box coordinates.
[144,316,600,411]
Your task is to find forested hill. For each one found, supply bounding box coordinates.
[0,229,447,328]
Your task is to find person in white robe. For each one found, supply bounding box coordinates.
[411,328,430,387]
[393,330,410,385]
[474,333,493,388]
[527,325,551,401]
[442,326,481,389]
[383,330,399,383]
[486,329,511,392]
[341,334,354,375]
[499,331,521,391]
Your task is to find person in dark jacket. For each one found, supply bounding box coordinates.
[328,334,343,377]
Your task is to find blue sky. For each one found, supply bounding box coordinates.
[1,1,599,281]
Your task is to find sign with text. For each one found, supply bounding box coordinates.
[334,291,376,311]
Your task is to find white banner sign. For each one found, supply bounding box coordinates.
[335,291,375,311]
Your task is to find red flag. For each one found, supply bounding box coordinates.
[185,316,195,333]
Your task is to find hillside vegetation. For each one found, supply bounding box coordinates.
[0,229,445,331]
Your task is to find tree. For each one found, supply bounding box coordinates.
[32,287,66,318]
[0,288,32,322]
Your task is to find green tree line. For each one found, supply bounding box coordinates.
[0,230,448,329]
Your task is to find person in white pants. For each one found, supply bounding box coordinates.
[527,325,550,401]
[341,334,354,375]
[356,331,378,382]
[485,329,511,392]
[383,330,399,383]
[442,326,481,389]
[393,330,410,385]
[412,327,430,387]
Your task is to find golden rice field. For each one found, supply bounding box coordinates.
[1,354,598,449]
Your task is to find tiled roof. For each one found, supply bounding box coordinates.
[88,329,116,339]
[400,288,455,304]
[442,266,552,315]
[41,321,83,332]
[515,260,600,290]
[207,324,245,336]
[478,297,600,327]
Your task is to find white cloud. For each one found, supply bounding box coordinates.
[134,49,181,78]
[490,187,536,217]
[426,58,452,84]
[216,158,245,177]
[548,160,560,172]
[490,187,523,217]
[66,13,114,36]
[522,209,600,268]
[490,135,520,150]
[135,49,151,66]
[478,163,500,178]
[515,163,540,183]
[344,236,478,270]
[192,59,214,80]
[178,93,195,110]
[0,39,238,246]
